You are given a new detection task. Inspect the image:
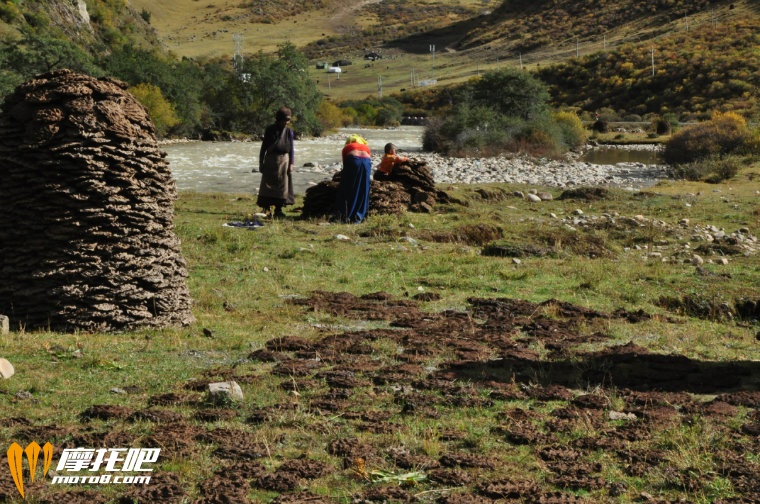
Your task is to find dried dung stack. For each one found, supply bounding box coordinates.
[0,69,194,332]
[301,159,449,218]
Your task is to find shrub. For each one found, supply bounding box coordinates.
[668,155,743,183]
[0,2,21,23]
[591,118,609,133]
[662,112,755,165]
[652,117,671,135]
[128,83,179,137]
[316,100,345,132]
[553,110,587,149]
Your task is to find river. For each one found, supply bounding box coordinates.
[164,126,425,195]
[164,126,663,194]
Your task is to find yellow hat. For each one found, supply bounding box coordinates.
[345,134,367,145]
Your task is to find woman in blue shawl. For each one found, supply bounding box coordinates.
[334,134,371,223]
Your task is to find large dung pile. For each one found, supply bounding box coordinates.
[0,69,194,332]
[302,159,449,218]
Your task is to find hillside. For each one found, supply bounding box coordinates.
[2,0,759,127]
[125,0,760,114]
[0,0,158,50]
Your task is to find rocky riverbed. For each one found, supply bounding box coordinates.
[301,139,669,190]
[163,131,670,194]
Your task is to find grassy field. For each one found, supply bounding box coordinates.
[1,160,760,502]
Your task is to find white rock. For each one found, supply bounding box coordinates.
[0,358,14,379]
[691,254,704,266]
[208,381,244,403]
[526,194,541,202]
[336,234,351,241]
[609,411,637,421]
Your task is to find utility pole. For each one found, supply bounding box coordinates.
[429,44,435,81]
[232,34,244,74]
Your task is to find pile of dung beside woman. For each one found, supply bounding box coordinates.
[257,107,446,223]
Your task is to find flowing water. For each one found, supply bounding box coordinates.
[165,126,424,195]
[164,127,662,194]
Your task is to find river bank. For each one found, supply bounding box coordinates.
[164,127,670,194]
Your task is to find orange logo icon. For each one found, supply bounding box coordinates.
[7,442,53,499]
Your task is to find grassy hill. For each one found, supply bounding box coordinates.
[2,0,759,121]
[125,0,760,117]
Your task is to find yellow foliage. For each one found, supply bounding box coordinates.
[128,83,179,137]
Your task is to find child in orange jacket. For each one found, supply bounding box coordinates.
[376,143,408,177]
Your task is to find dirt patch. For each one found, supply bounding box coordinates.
[9,291,759,502]
[481,242,552,258]
[424,224,504,246]
[558,187,610,200]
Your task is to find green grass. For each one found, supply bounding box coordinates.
[1,165,759,502]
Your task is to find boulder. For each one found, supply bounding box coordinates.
[208,381,244,403]
[0,358,14,379]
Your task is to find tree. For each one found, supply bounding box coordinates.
[471,68,551,121]
[0,28,99,97]
[128,83,180,138]
[101,45,204,135]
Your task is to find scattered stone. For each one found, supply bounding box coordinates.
[537,192,553,201]
[0,358,14,379]
[512,258,522,265]
[608,411,637,421]
[691,254,704,266]
[208,381,244,403]
[336,234,351,241]
[526,194,541,202]
[573,209,584,216]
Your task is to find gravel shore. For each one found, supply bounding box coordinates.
[308,144,670,190]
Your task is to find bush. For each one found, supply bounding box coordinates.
[553,111,587,149]
[422,69,573,157]
[316,100,345,132]
[128,83,179,137]
[652,117,672,135]
[668,155,743,183]
[662,112,754,165]
[591,118,609,133]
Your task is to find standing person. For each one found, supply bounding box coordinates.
[334,134,372,223]
[257,106,295,218]
[374,142,408,179]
